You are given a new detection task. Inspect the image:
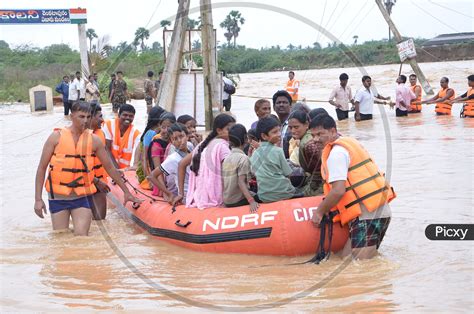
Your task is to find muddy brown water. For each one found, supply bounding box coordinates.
[1,61,473,311]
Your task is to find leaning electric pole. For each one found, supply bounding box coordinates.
[375,0,434,95]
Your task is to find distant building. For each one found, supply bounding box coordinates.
[422,32,474,47]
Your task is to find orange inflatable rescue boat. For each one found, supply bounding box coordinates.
[109,172,349,256]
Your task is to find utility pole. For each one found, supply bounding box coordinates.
[384,0,396,41]
[77,24,90,79]
[200,0,219,130]
[157,0,191,112]
[375,0,434,95]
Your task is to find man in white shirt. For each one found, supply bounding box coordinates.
[72,71,86,101]
[222,71,235,112]
[328,73,354,121]
[310,114,395,260]
[67,74,79,110]
[353,75,392,121]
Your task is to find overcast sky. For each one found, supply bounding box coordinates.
[1,0,473,50]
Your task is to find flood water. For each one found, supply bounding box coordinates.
[1,60,473,311]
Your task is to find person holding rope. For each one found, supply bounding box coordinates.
[328,73,354,121]
[447,74,474,118]
[34,101,142,236]
[353,75,393,121]
[310,114,396,259]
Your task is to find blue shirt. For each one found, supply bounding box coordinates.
[143,129,157,148]
[55,81,69,101]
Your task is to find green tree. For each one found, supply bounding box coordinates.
[187,18,199,29]
[151,41,163,52]
[86,28,98,53]
[192,40,201,50]
[313,42,321,50]
[160,20,171,28]
[220,10,245,48]
[134,27,150,51]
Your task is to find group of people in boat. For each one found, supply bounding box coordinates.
[34,71,473,259]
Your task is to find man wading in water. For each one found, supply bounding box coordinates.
[34,101,142,236]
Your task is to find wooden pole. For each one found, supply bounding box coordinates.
[375,0,434,95]
[77,24,90,79]
[200,0,220,131]
[157,0,191,112]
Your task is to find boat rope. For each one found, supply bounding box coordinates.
[232,94,328,103]
[122,176,169,204]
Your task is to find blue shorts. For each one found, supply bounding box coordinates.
[48,195,94,214]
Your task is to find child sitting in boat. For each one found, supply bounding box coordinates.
[250,116,299,203]
[175,113,236,209]
[177,114,203,148]
[147,123,190,203]
[149,112,176,196]
[136,106,166,189]
[222,124,259,212]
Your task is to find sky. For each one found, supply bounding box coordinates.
[1,0,473,50]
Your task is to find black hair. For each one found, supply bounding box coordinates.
[167,122,188,137]
[91,103,102,115]
[441,77,449,83]
[63,75,68,79]
[111,73,116,78]
[228,124,247,148]
[177,114,195,125]
[362,75,371,82]
[88,74,94,80]
[289,71,295,75]
[256,116,280,141]
[191,113,236,175]
[272,90,292,106]
[159,112,176,125]
[310,114,337,130]
[339,73,349,80]
[118,104,135,115]
[147,70,154,78]
[399,75,407,83]
[158,71,163,75]
[140,106,166,142]
[409,73,417,78]
[309,108,328,120]
[247,128,257,141]
[75,71,81,75]
[468,74,474,82]
[116,71,123,75]
[71,100,91,113]
[288,109,310,124]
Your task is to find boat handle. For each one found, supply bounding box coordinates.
[175,220,192,228]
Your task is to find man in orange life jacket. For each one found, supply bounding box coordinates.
[310,114,395,259]
[408,74,422,113]
[285,71,299,104]
[88,104,110,220]
[34,101,142,236]
[420,77,455,115]
[447,74,474,118]
[102,104,141,170]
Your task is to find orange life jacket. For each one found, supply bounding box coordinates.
[435,87,455,115]
[92,129,108,184]
[286,79,299,101]
[321,137,396,226]
[45,128,97,197]
[104,119,140,169]
[462,87,474,118]
[410,84,422,112]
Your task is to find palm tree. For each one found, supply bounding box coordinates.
[220,10,245,48]
[134,27,150,51]
[192,39,201,50]
[160,20,171,28]
[187,18,199,29]
[353,35,359,45]
[287,43,295,51]
[313,42,322,50]
[86,28,98,53]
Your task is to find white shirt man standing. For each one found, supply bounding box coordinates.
[353,75,392,121]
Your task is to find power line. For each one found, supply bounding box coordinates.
[327,0,351,33]
[342,3,376,44]
[322,0,341,35]
[428,0,474,20]
[338,0,371,41]
[410,0,460,33]
[314,0,328,46]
